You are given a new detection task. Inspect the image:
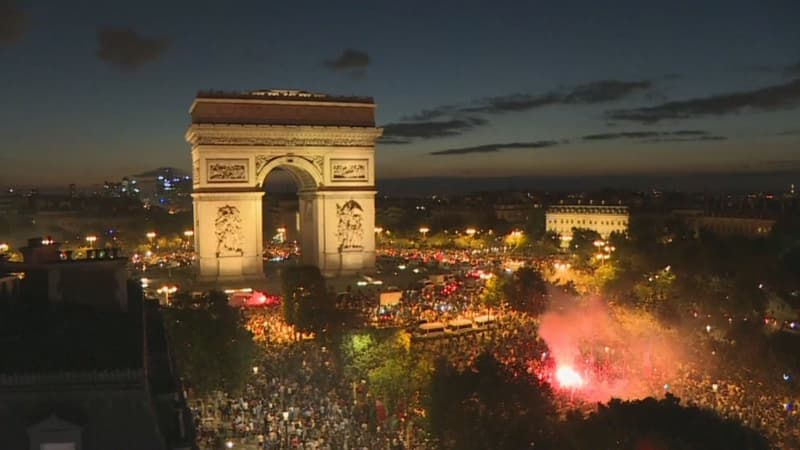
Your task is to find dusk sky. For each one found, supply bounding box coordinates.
[2,0,799,189]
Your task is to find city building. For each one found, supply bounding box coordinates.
[672,210,776,237]
[0,239,194,450]
[546,205,629,243]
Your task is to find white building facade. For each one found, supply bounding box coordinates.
[546,205,629,241]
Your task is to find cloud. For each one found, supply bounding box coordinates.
[462,80,651,115]
[382,117,487,140]
[377,136,414,145]
[641,135,727,143]
[324,49,370,70]
[381,79,652,142]
[429,140,560,156]
[582,130,709,140]
[607,78,800,123]
[96,27,169,70]
[0,0,26,44]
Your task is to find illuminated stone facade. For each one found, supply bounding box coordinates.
[546,205,629,241]
[188,90,382,283]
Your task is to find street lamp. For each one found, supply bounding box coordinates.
[282,411,290,448]
[183,230,194,238]
[419,226,430,238]
[465,228,476,237]
[374,226,383,234]
[146,231,157,241]
[0,243,8,253]
[85,235,97,249]
[156,285,177,306]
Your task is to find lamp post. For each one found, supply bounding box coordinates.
[183,230,194,250]
[419,226,430,238]
[156,285,177,306]
[711,382,719,409]
[282,411,289,449]
[85,235,97,249]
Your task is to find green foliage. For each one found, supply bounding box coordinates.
[281,265,334,334]
[480,274,507,309]
[163,290,258,396]
[341,329,430,413]
[427,353,557,450]
[504,267,548,315]
[561,395,770,450]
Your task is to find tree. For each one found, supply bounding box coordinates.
[163,290,259,396]
[480,274,507,313]
[561,395,770,450]
[427,353,558,450]
[281,265,334,335]
[504,267,548,315]
[341,330,431,416]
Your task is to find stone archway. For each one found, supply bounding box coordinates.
[187,90,382,285]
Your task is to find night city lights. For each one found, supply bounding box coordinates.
[1,1,799,449]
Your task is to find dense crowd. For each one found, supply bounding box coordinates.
[195,313,413,449]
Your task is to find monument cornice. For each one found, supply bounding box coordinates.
[186,124,383,147]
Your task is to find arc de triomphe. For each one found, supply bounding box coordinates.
[187,90,382,284]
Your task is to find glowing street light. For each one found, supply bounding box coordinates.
[465,228,477,237]
[0,243,8,253]
[419,226,430,238]
[146,231,157,241]
[374,226,384,234]
[157,285,177,305]
[85,235,97,248]
[183,230,194,238]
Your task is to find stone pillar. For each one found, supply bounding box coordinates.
[192,191,265,285]
[301,189,376,277]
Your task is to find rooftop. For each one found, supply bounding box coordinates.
[547,205,629,215]
[196,89,374,104]
[0,302,143,375]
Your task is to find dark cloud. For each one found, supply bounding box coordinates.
[429,141,560,156]
[382,117,487,140]
[324,49,370,70]
[582,130,708,141]
[463,80,651,115]
[608,78,800,123]
[377,136,413,145]
[96,28,169,70]
[402,105,459,122]
[0,0,26,44]
[385,79,651,142]
[641,136,727,143]
[563,80,652,104]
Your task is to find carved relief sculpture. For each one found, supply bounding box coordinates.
[336,200,364,251]
[207,159,248,182]
[310,155,324,173]
[331,159,368,181]
[215,205,245,257]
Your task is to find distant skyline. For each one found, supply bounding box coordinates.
[1,0,799,189]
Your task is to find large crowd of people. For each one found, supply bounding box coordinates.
[185,246,800,449]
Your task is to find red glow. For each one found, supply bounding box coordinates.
[555,365,585,388]
[244,291,281,307]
